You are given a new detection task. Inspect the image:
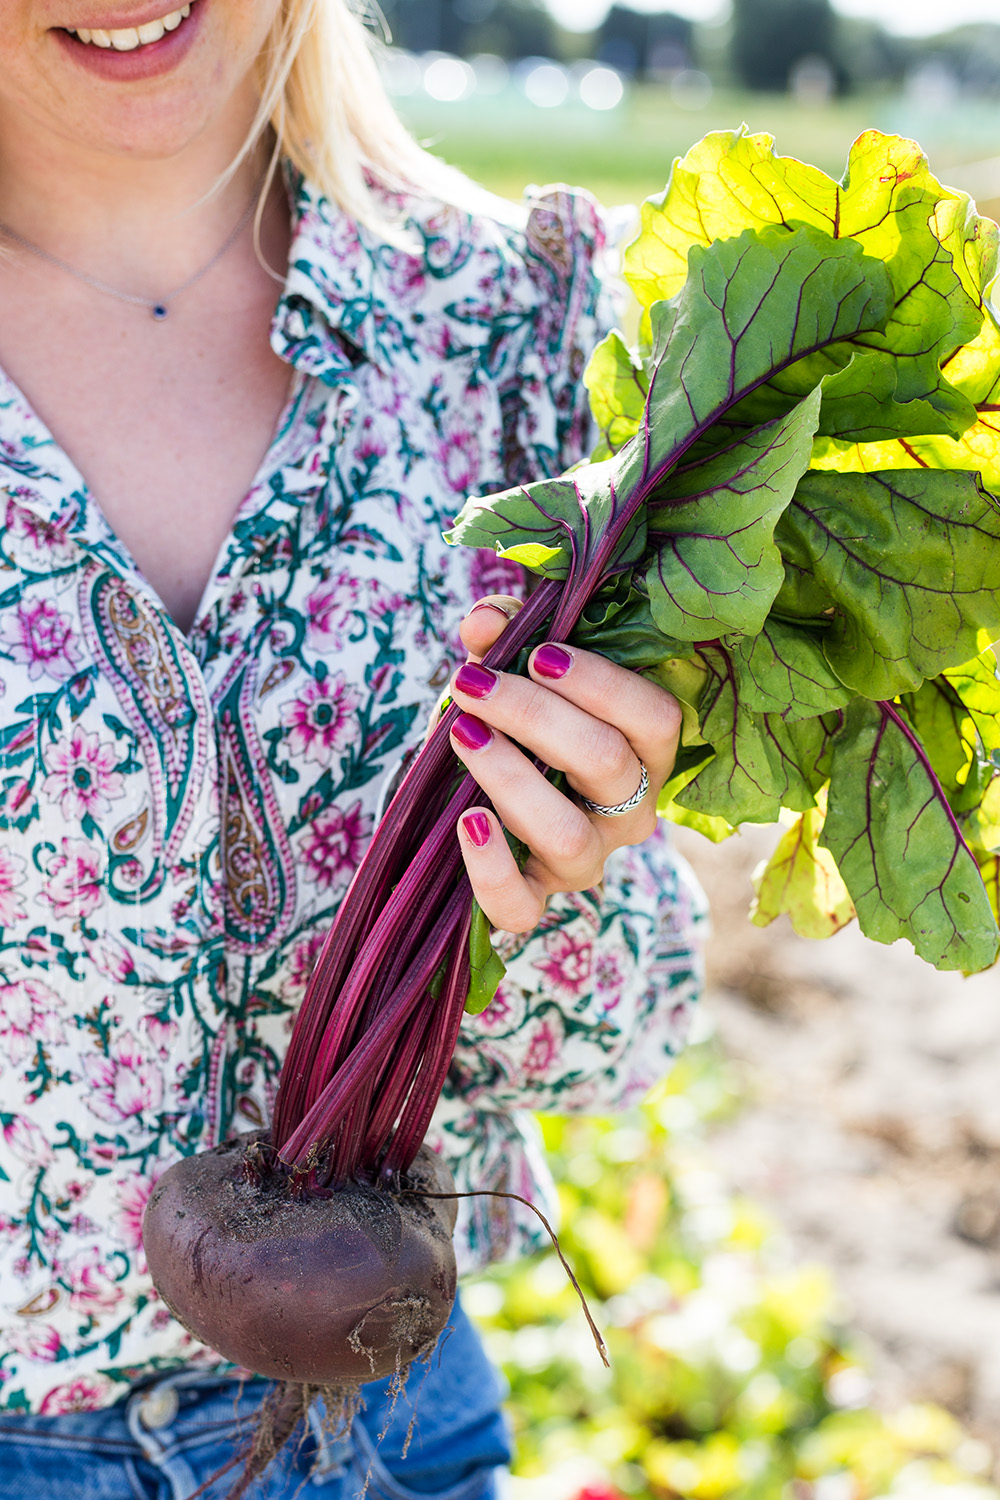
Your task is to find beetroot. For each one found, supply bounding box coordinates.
[143,1134,458,1386]
[139,571,608,1500]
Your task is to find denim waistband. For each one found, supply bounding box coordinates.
[0,1295,511,1500]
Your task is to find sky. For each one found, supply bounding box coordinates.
[545,0,1000,38]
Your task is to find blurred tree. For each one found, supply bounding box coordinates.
[835,16,905,92]
[908,23,1000,99]
[731,0,839,92]
[596,7,693,80]
[380,0,557,59]
[378,0,440,52]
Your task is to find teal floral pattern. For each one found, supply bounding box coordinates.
[0,171,705,1412]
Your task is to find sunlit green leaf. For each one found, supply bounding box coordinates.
[644,389,822,641]
[898,676,987,821]
[978,853,1000,922]
[450,223,890,616]
[726,619,851,723]
[674,648,839,824]
[583,328,648,460]
[751,799,856,940]
[962,776,1000,856]
[941,646,1000,755]
[626,127,982,432]
[497,541,565,571]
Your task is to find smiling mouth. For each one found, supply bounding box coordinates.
[63,3,192,50]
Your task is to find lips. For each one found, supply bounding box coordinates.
[54,0,203,79]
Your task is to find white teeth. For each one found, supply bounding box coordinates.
[69,6,190,47]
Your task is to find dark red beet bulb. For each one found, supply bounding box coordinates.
[143,1134,458,1385]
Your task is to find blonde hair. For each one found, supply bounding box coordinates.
[241,0,474,232]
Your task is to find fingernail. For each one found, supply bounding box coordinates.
[533,643,573,680]
[470,600,520,620]
[452,713,494,752]
[462,813,492,848]
[455,662,498,700]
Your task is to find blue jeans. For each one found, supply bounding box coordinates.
[0,1295,510,1500]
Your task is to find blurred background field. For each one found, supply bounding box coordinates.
[382,0,1000,214]
[395,82,890,210]
[378,0,1000,1493]
[393,81,1000,220]
[467,1038,1000,1499]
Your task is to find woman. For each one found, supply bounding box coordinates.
[0,2,704,1496]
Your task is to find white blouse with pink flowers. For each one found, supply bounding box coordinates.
[0,169,705,1412]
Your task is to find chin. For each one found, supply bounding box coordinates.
[36,59,262,169]
[85,103,234,163]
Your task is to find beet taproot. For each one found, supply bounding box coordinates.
[142,1132,458,1385]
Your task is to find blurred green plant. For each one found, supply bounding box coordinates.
[464,1041,998,1500]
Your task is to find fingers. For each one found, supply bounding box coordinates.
[451,712,606,895]
[526,643,681,790]
[456,807,548,933]
[424,594,523,745]
[449,629,682,931]
[459,595,523,661]
[449,646,679,845]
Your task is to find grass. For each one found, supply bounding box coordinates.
[394,83,1000,209]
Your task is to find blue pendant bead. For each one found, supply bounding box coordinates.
[152,304,168,321]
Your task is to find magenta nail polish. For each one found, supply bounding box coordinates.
[455,662,498,700]
[533,643,573,680]
[463,813,492,848]
[452,713,494,752]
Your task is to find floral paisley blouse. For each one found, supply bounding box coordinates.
[0,170,705,1413]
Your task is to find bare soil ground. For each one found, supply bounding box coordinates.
[673,824,1000,1450]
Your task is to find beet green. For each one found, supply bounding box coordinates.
[271,127,1000,1187]
[449,128,1000,978]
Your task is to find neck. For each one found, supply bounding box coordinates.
[0,84,273,288]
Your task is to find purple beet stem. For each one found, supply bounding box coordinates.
[271,581,561,1172]
[270,317,821,1177]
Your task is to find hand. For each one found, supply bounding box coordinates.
[449,594,681,933]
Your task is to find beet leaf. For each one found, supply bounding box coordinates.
[450,129,1000,975]
[821,700,996,971]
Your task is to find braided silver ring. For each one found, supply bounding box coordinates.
[581,762,649,819]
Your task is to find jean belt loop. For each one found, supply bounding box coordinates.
[125,1370,201,1500]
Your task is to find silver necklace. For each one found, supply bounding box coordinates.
[0,185,260,321]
